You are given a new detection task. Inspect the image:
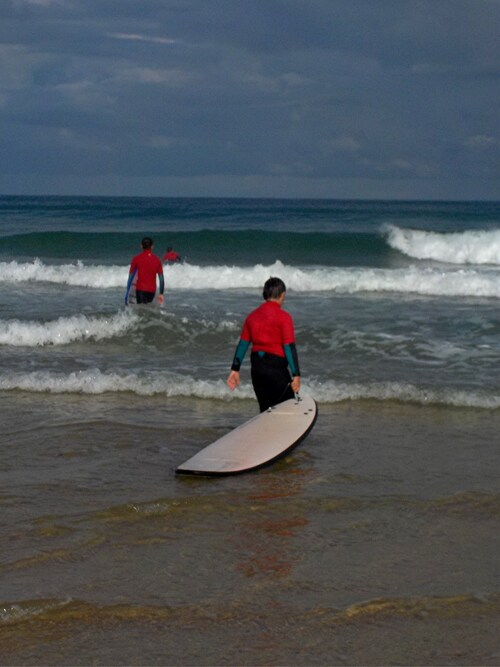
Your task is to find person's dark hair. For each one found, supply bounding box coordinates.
[142,237,153,249]
[263,276,286,300]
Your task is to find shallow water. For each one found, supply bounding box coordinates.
[1,394,499,665]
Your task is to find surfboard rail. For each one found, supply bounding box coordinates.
[125,268,138,306]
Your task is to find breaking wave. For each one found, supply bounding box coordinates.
[0,310,138,346]
[386,225,500,265]
[0,369,498,409]
[1,258,500,298]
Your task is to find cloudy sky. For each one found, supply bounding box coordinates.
[0,0,499,199]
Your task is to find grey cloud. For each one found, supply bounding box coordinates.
[0,0,498,198]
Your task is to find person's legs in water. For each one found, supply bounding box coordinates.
[136,290,155,304]
[251,352,295,412]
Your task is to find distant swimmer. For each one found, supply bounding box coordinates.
[227,276,301,412]
[163,246,181,263]
[127,237,164,305]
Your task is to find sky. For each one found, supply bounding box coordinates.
[0,0,499,200]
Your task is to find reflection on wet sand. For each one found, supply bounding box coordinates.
[233,462,311,579]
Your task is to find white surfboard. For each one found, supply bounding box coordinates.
[176,395,317,476]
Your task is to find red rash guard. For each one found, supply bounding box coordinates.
[163,251,180,262]
[241,301,295,357]
[130,250,163,293]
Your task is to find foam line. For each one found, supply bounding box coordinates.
[0,311,138,347]
[0,370,498,409]
[2,259,500,298]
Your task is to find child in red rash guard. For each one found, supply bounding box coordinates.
[227,277,301,412]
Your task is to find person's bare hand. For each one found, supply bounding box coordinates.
[227,370,240,390]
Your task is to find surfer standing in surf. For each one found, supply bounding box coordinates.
[227,276,301,412]
[127,237,165,305]
[163,246,181,263]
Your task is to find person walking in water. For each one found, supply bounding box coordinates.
[163,246,181,263]
[227,276,301,412]
[127,237,164,305]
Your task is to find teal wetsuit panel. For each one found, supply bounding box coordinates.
[231,339,250,371]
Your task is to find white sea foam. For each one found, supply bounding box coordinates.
[0,369,498,409]
[0,311,138,347]
[0,368,254,400]
[1,258,500,298]
[305,379,500,409]
[386,225,500,265]
[0,258,124,287]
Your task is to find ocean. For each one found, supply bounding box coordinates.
[1,196,499,666]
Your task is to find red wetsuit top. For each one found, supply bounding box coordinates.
[130,250,163,293]
[163,250,181,262]
[241,301,295,357]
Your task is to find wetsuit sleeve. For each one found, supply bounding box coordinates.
[231,339,250,371]
[158,273,164,295]
[284,343,300,376]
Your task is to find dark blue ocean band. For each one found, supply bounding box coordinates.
[284,342,300,377]
[159,274,164,294]
[231,339,250,371]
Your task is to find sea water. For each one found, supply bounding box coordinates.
[1,196,499,665]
